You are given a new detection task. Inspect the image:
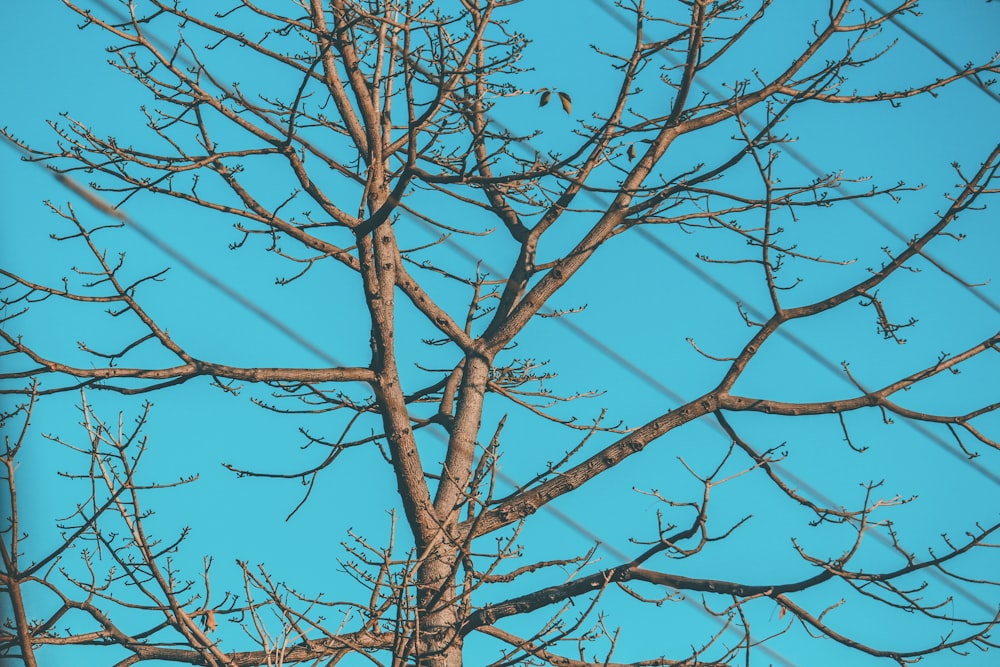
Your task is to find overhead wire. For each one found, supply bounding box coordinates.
[0,138,346,371]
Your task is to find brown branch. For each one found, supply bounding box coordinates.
[464,393,721,538]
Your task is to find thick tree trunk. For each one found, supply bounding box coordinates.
[415,358,490,667]
[417,550,464,667]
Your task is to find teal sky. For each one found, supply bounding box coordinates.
[2,2,1000,666]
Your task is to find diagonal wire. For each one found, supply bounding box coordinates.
[634,230,1000,486]
[1,135,348,371]
[435,0,1000,500]
[421,205,1000,617]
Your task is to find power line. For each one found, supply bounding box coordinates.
[446,0,1000,498]
[1,135,349,371]
[633,228,1000,487]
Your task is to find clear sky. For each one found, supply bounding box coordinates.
[2,2,999,666]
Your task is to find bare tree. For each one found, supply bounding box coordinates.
[3,1,1000,666]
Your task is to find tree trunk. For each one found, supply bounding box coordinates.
[417,549,464,667]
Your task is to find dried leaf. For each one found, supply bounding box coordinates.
[779,605,786,620]
[204,610,217,632]
[627,144,636,162]
[539,90,551,107]
[558,91,572,115]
